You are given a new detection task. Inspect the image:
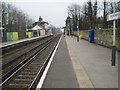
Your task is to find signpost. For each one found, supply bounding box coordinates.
[107,4,120,66]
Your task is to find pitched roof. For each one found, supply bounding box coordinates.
[32,25,43,30]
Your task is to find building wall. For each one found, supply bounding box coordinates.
[6,32,18,41]
[40,30,45,36]
[73,29,120,51]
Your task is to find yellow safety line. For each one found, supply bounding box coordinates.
[66,37,94,88]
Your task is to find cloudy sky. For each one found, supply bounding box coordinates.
[2,0,88,27]
[2,0,111,27]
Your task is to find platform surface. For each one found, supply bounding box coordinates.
[42,35,118,88]
[65,36,118,88]
[42,36,79,88]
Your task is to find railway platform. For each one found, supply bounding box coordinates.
[39,35,118,88]
[41,35,79,88]
[1,34,118,89]
[1,35,48,48]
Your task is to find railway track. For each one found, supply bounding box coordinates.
[1,35,53,82]
[1,34,61,89]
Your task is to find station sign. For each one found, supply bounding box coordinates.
[107,12,120,21]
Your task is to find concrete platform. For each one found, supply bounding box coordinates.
[40,35,118,88]
[42,36,79,88]
[66,36,118,88]
[1,36,47,48]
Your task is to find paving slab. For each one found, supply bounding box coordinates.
[66,36,118,88]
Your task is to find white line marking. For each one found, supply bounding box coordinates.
[36,35,62,89]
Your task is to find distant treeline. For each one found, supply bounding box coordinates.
[1,1,34,39]
[65,0,120,32]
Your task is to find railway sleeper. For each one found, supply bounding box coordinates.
[11,80,32,84]
[12,79,33,84]
[21,71,37,75]
[16,76,34,80]
[28,64,42,67]
[8,83,30,88]
[30,63,42,65]
[26,67,41,69]
[24,68,40,71]
[17,75,35,79]
[23,70,38,73]
[14,78,33,82]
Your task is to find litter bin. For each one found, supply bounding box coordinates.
[89,29,94,43]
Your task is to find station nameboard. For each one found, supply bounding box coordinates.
[107,12,120,21]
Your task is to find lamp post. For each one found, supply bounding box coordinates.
[1,9,7,41]
[77,17,79,36]
[111,0,116,66]
[76,17,80,42]
[71,21,73,36]
[0,9,2,39]
[68,18,71,36]
[69,17,71,36]
[106,1,120,66]
[67,16,71,36]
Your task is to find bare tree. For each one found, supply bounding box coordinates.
[93,0,97,29]
[68,4,81,31]
[1,1,34,39]
[66,0,119,30]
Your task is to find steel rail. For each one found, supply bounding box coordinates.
[0,36,54,86]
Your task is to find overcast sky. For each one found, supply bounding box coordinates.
[2,0,111,28]
[2,0,88,28]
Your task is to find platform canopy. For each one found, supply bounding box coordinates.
[32,25,43,30]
